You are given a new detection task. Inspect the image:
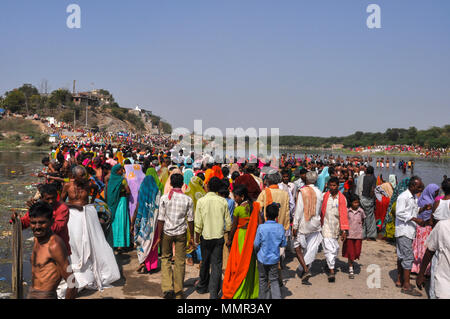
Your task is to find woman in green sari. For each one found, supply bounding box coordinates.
[382,177,411,240]
[222,184,259,299]
[106,164,131,251]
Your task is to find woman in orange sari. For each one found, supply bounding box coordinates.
[222,184,259,299]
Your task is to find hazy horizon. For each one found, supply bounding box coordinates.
[1,0,449,137]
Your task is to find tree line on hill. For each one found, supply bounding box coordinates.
[0,83,172,133]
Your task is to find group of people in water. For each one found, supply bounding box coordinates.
[11,141,450,299]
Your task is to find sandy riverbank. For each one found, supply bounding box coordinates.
[76,239,429,300]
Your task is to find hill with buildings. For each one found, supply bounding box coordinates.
[0,83,172,134]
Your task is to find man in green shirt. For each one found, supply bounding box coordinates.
[194,177,232,299]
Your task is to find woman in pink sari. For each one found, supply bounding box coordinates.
[411,184,440,274]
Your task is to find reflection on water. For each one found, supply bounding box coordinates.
[0,151,46,296]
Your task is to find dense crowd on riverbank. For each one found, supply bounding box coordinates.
[10,136,450,300]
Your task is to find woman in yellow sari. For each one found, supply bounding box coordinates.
[185,176,207,265]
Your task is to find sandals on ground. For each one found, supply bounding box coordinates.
[401,287,422,297]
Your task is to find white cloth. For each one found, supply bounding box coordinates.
[356,172,365,198]
[323,237,339,270]
[293,178,305,196]
[278,182,296,219]
[395,189,419,240]
[66,205,120,293]
[433,199,450,221]
[429,253,438,299]
[294,231,323,272]
[322,195,340,239]
[293,185,323,234]
[426,219,450,299]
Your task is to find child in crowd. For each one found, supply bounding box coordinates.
[254,203,287,299]
[343,194,366,279]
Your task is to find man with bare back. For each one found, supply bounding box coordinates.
[61,165,98,210]
[58,165,120,297]
[28,201,77,299]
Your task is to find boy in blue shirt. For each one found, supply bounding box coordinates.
[254,202,287,299]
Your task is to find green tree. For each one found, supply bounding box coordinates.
[29,94,42,113]
[4,90,26,113]
[17,84,39,114]
[50,89,72,106]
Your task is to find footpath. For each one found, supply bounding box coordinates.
[78,239,428,299]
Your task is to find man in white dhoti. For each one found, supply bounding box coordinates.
[58,166,120,298]
[292,171,323,285]
[320,177,349,283]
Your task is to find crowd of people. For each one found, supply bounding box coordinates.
[351,145,448,159]
[10,143,450,300]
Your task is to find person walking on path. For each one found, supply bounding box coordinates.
[194,177,231,299]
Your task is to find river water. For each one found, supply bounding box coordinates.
[0,151,45,297]
[283,150,449,187]
[0,150,448,297]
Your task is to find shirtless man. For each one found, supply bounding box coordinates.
[61,166,98,211]
[28,201,76,299]
[42,157,58,174]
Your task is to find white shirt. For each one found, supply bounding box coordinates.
[426,219,450,299]
[433,199,450,221]
[278,182,296,218]
[322,195,340,239]
[293,185,323,234]
[395,189,419,240]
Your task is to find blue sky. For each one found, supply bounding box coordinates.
[1,0,449,136]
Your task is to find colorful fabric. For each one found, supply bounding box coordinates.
[158,166,169,187]
[411,225,432,275]
[204,165,224,184]
[222,201,260,299]
[382,177,410,239]
[185,176,206,211]
[300,186,317,222]
[183,168,194,186]
[316,167,329,192]
[389,174,397,190]
[375,196,391,231]
[116,151,125,165]
[135,175,160,267]
[111,196,130,247]
[376,176,383,186]
[168,187,184,200]
[234,174,261,201]
[320,191,349,231]
[93,198,113,239]
[417,184,440,221]
[381,182,394,199]
[106,164,124,219]
[163,168,182,195]
[125,164,146,218]
[342,239,362,261]
[146,167,164,193]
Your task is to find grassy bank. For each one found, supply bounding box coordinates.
[0,118,49,150]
